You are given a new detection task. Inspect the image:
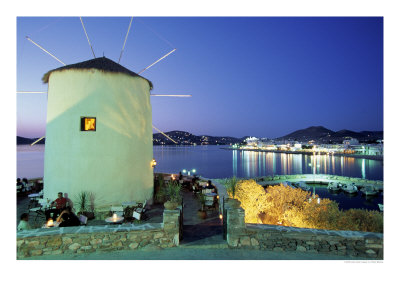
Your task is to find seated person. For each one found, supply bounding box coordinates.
[22,178,30,192]
[16,178,23,190]
[45,192,67,220]
[17,213,31,231]
[178,171,183,181]
[56,207,81,227]
[206,180,216,191]
[64,193,74,210]
[191,178,200,193]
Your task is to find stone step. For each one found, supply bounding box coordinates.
[179,242,228,249]
[179,234,227,249]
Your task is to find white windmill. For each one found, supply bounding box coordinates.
[17,17,191,212]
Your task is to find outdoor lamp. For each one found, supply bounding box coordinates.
[151,159,157,168]
[192,169,196,173]
[47,218,54,227]
[182,169,187,173]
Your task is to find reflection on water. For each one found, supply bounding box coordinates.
[230,149,382,180]
[17,145,383,181]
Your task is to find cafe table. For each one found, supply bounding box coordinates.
[105,215,124,224]
[204,192,218,197]
[28,193,41,200]
[42,221,60,228]
[122,201,137,207]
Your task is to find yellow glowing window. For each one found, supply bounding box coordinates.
[80,117,96,131]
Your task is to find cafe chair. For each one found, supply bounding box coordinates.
[132,211,141,221]
[28,207,46,223]
[133,202,147,221]
[204,196,216,210]
[78,214,88,225]
[123,206,135,220]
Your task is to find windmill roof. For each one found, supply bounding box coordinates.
[42,57,153,89]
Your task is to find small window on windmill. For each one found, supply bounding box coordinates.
[80,117,96,131]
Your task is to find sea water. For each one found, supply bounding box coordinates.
[17,145,383,180]
[17,145,384,210]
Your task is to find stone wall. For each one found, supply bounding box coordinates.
[17,209,180,259]
[225,200,383,259]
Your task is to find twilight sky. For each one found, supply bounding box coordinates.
[17,17,383,139]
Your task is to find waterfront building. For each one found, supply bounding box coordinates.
[343,138,359,146]
[245,137,259,147]
[41,57,154,212]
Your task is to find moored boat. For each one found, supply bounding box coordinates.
[327,182,341,192]
[360,185,379,196]
[341,183,358,193]
[293,181,310,191]
[282,181,296,189]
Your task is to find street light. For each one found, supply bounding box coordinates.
[182,168,196,176]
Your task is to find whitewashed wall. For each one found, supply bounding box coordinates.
[43,69,153,211]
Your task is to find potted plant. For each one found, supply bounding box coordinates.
[76,191,95,220]
[161,181,182,210]
[197,193,207,219]
[223,176,240,208]
[164,201,179,210]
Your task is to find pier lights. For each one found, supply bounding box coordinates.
[308,162,320,196]
[182,168,196,176]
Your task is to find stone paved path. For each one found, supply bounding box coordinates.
[180,190,224,247]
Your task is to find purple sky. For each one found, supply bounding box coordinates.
[17,17,383,139]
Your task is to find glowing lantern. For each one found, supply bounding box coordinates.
[112,213,118,221]
[47,218,54,227]
[151,159,157,168]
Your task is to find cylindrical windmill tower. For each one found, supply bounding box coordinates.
[41,57,154,213]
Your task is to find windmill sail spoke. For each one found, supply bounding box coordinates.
[31,136,45,146]
[26,36,66,65]
[152,125,177,144]
[151,94,192,97]
[17,91,47,94]
[79,17,96,58]
[118,17,134,64]
[138,49,176,74]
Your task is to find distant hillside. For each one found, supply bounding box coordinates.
[17,136,45,145]
[153,130,243,145]
[280,126,334,140]
[17,131,243,146]
[17,126,383,146]
[277,126,383,143]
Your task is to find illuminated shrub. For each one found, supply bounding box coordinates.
[236,181,383,233]
[235,179,268,223]
[337,209,383,233]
